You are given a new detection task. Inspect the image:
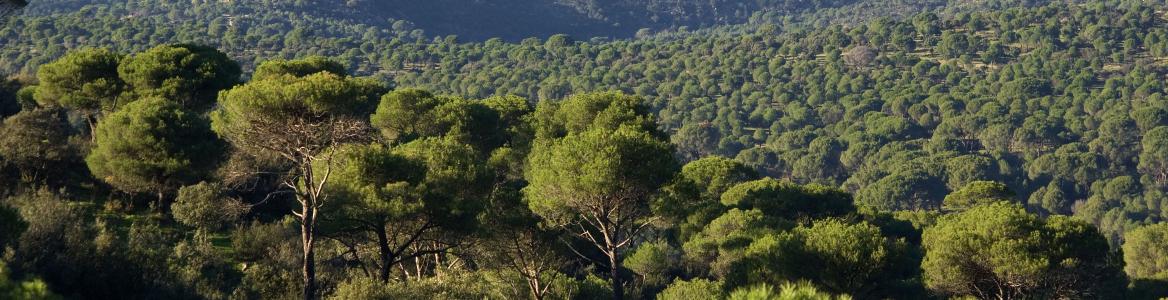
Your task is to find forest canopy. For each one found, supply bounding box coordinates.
[1,0,1168,299]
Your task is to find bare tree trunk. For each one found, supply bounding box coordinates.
[608,249,623,300]
[414,246,423,279]
[376,224,394,283]
[432,242,443,278]
[86,114,98,142]
[156,190,167,212]
[399,262,411,281]
[300,164,320,300]
[301,203,316,300]
[529,277,545,300]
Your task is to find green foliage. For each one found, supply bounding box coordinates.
[14,86,36,110]
[922,202,1125,299]
[117,44,240,110]
[726,282,851,300]
[0,107,79,183]
[657,279,724,300]
[32,48,125,114]
[655,156,760,239]
[944,155,1000,190]
[1123,223,1168,281]
[5,1,1168,298]
[524,92,677,299]
[211,70,384,158]
[1133,107,1168,131]
[167,233,238,299]
[7,2,1168,245]
[212,58,386,299]
[1140,126,1168,187]
[252,56,347,81]
[683,208,775,278]
[720,179,853,222]
[371,89,506,150]
[171,182,248,231]
[322,143,425,222]
[677,157,761,205]
[87,97,224,198]
[625,240,682,288]
[855,169,946,212]
[388,137,491,231]
[328,270,604,300]
[787,219,898,293]
[942,181,1014,212]
[370,89,446,142]
[6,190,185,297]
[0,262,59,300]
[673,123,724,161]
[531,91,659,140]
[725,219,909,297]
[555,273,616,300]
[1075,175,1161,245]
[526,126,677,225]
[8,190,94,293]
[230,219,302,299]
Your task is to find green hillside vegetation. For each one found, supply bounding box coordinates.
[1,0,1168,299]
[1,0,1072,74]
[393,1,1168,246]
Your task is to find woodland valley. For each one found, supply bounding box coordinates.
[1,0,1168,299]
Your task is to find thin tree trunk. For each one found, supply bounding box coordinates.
[86,114,98,142]
[433,242,442,278]
[301,164,319,300]
[415,252,423,278]
[608,250,623,300]
[301,204,316,300]
[531,276,545,300]
[156,190,166,212]
[376,224,394,283]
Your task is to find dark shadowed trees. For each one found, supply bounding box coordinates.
[0,108,77,184]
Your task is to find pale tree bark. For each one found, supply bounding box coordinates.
[487,229,561,300]
[560,195,655,300]
[223,115,368,300]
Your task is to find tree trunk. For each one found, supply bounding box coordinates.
[86,114,98,142]
[376,224,394,283]
[157,190,166,212]
[531,276,545,300]
[608,250,623,300]
[301,204,316,300]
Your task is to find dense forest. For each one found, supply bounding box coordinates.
[2,0,1168,299]
[0,0,1078,74]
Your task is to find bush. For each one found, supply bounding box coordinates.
[625,240,682,288]
[172,182,248,231]
[727,282,851,300]
[657,279,723,300]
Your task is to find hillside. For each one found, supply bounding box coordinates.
[344,0,863,40]
[11,0,869,43]
[0,0,1056,75]
[2,0,1168,299]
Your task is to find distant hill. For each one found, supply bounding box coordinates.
[11,0,909,42]
[0,0,1060,75]
[341,0,861,40]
